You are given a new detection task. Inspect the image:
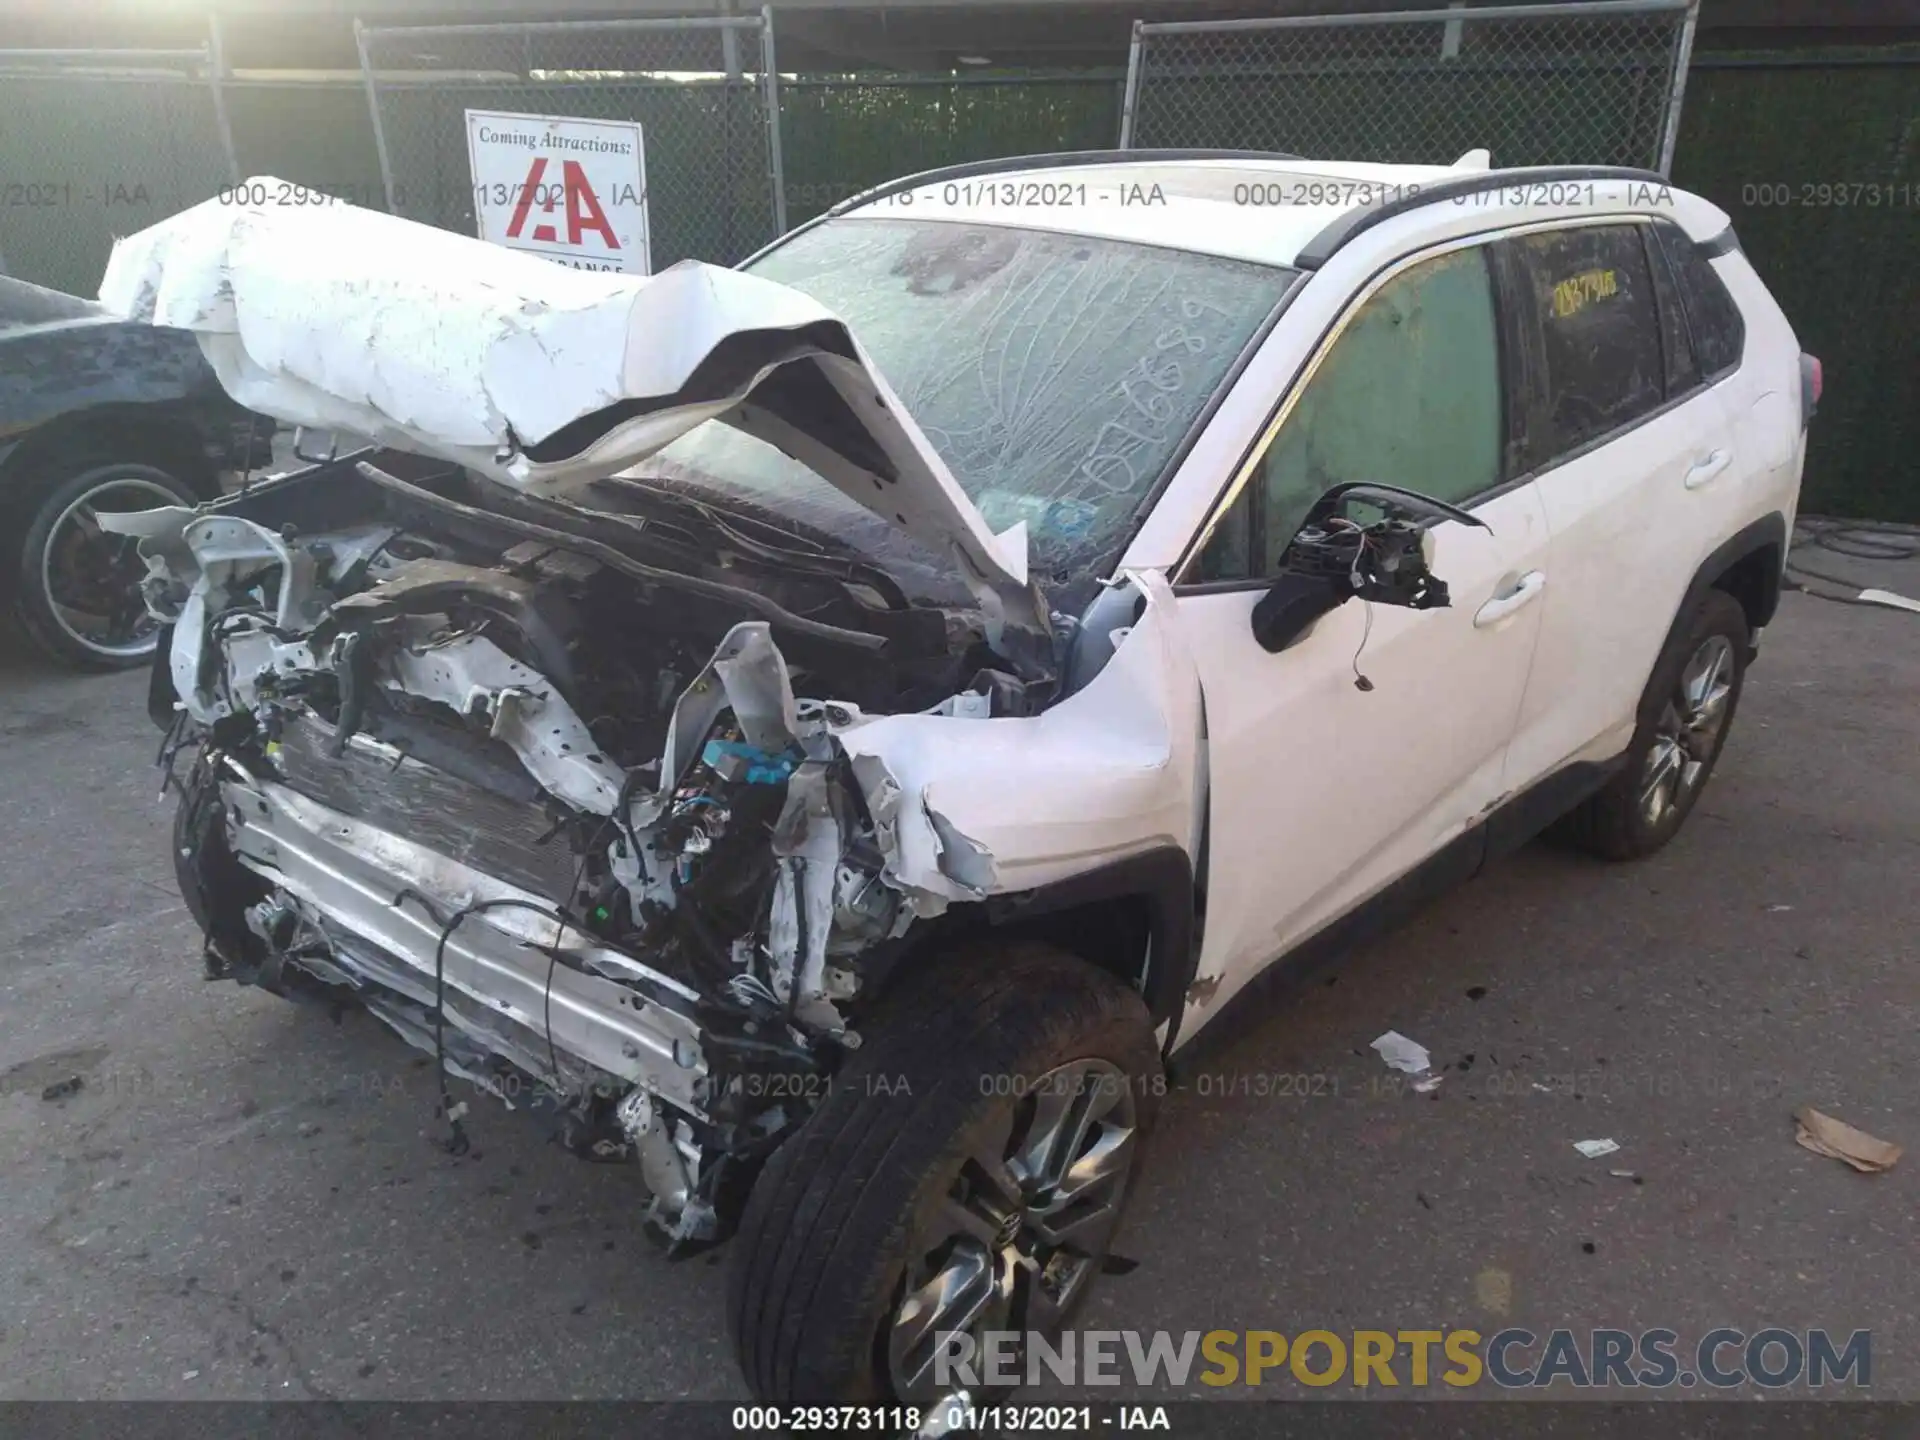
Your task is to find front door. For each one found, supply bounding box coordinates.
[1170,240,1552,1032]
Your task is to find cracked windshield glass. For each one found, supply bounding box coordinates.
[628,217,1297,605]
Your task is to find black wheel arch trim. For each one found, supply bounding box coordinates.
[983,844,1197,1030]
[1682,509,1787,644]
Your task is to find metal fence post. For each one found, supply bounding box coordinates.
[355,18,399,213]
[1656,0,1702,177]
[761,5,788,234]
[206,14,240,185]
[1118,20,1145,149]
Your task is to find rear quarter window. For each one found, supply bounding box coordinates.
[1654,221,1746,377]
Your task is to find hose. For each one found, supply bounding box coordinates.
[1786,517,1920,614]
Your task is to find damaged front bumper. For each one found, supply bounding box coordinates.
[130,454,1205,1249]
[217,753,720,1227]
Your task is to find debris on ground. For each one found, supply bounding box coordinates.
[1608,1168,1644,1184]
[1372,1031,1443,1092]
[1793,1107,1902,1173]
[1372,1031,1431,1072]
[39,1076,83,1102]
[1573,1138,1621,1159]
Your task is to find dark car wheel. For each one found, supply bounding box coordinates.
[728,941,1161,1407]
[11,460,199,670]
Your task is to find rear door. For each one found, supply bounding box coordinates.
[1494,220,1742,791]
[1173,240,1552,1024]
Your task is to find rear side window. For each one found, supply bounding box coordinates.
[1505,225,1665,460]
[1654,221,1746,376]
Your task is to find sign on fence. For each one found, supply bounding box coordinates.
[465,109,652,274]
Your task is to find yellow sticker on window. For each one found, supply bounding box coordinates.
[1549,268,1618,319]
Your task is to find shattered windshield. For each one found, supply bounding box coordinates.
[624,218,1297,606]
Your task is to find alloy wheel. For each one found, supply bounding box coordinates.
[887,1058,1140,1401]
[1639,633,1736,829]
[36,474,179,660]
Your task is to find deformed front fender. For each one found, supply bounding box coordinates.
[832,570,1207,923]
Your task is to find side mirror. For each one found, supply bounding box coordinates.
[1249,482,1489,654]
[1251,571,1346,653]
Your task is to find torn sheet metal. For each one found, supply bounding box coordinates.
[96,184,1032,600]
[769,763,849,1032]
[831,570,1205,913]
[381,624,622,816]
[661,622,801,792]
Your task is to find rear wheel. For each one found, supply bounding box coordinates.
[1555,588,1749,860]
[11,460,199,670]
[727,941,1161,1405]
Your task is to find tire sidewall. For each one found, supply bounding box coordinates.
[1621,590,1750,852]
[728,947,1162,1405]
[847,1003,1160,1403]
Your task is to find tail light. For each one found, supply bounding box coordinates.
[1800,353,1823,426]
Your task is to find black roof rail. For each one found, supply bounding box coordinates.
[1293,164,1671,270]
[825,148,1307,217]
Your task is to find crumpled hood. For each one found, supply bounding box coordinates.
[96,183,1032,596]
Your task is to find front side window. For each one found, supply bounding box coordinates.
[1504,224,1665,462]
[1191,245,1504,583]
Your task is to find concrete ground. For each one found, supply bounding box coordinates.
[0,535,1914,1404]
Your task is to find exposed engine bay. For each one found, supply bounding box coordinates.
[95,187,1215,1253]
[122,447,1204,1250]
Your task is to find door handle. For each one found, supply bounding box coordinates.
[1474,570,1545,629]
[1684,448,1732,490]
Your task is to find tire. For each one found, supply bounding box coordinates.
[172,749,264,970]
[727,941,1162,1406]
[1553,587,1750,861]
[9,458,200,671]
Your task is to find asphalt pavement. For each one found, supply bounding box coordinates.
[0,536,1914,1403]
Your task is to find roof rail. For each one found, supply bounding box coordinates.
[1293,164,1670,270]
[825,148,1307,217]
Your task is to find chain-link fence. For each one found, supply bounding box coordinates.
[356,13,782,271]
[0,41,237,295]
[1122,0,1698,174]
[778,71,1126,226]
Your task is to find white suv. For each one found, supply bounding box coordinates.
[107,152,1812,1407]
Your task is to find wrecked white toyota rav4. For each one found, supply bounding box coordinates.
[104,153,1812,1405]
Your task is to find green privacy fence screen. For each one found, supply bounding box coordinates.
[0,40,1910,520]
[777,73,1124,222]
[1671,51,1920,522]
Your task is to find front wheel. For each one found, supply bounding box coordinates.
[727,941,1161,1405]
